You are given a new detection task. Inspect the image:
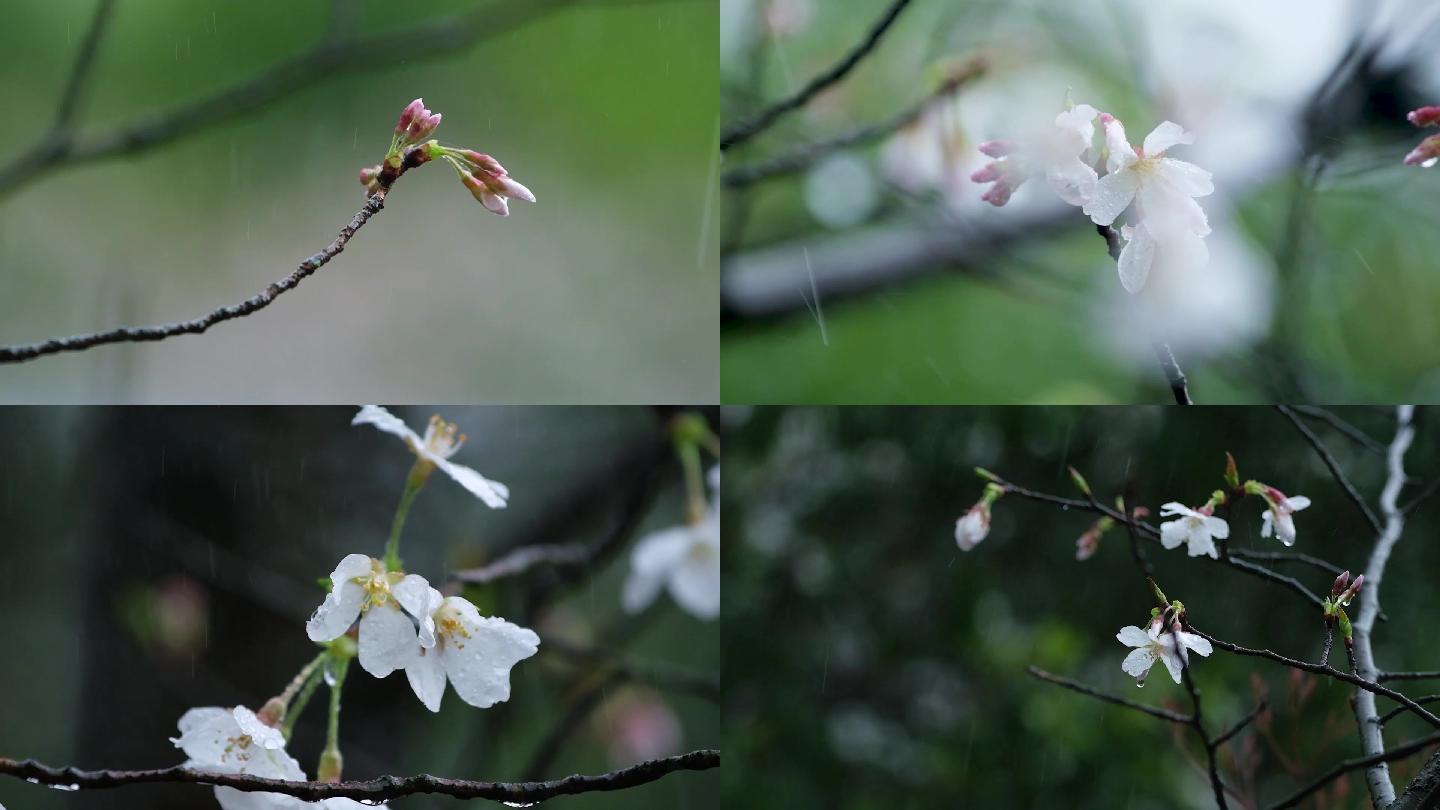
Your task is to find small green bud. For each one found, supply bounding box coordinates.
[974,467,1001,483]
[1068,466,1092,497]
[1224,453,1240,488]
[1337,607,1353,645]
[317,748,343,783]
[1148,578,1168,608]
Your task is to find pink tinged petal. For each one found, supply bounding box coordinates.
[1410,106,1440,127]
[1101,114,1137,172]
[1142,121,1195,156]
[498,176,535,203]
[352,406,423,448]
[1159,520,1188,549]
[978,139,1019,157]
[1117,625,1152,647]
[405,646,447,712]
[306,579,365,642]
[666,542,720,620]
[980,182,1015,206]
[358,605,420,678]
[1157,158,1214,197]
[1083,169,1140,226]
[970,162,1004,183]
[1205,516,1230,540]
[439,598,541,709]
[1121,646,1157,678]
[429,456,509,508]
[396,99,425,134]
[1404,134,1440,166]
[480,191,510,216]
[1116,223,1155,293]
[1044,158,1099,206]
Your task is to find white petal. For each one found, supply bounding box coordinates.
[358,605,419,678]
[232,706,284,750]
[1186,529,1217,559]
[1044,158,1098,206]
[405,645,447,713]
[1286,496,1311,512]
[1260,511,1274,538]
[1159,502,1191,518]
[430,455,509,508]
[1160,646,1185,683]
[1143,121,1195,156]
[1121,646,1156,678]
[499,176,535,203]
[1083,169,1139,227]
[1116,625,1151,647]
[1159,520,1187,550]
[667,547,720,620]
[1117,224,1154,293]
[306,581,365,642]
[1157,158,1213,196]
[323,800,391,810]
[393,575,443,648]
[439,598,541,709]
[352,406,421,448]
[1205,516,1230,540]
[1139,183,1210,237]
[1102,116,1138,172]
[480,191,510,216]
[1182,632,1213,657]
[215,787,303,810]
[172,707,240,765]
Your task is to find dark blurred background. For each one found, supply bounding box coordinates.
[723,406,1440,808]
[0,0,717,403]
[0,406,719,809]
[721,0,1440,403]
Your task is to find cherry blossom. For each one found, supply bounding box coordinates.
[352,406,509,508]
[1259,488,1311,547]
[971,103,1100,207]
[446,149,536,217]
[622,466,721,620]
[398,580,541,712]
[954,503,990,551]
[1116,621,1212,686]
[1405,106,1440,167]
[1158,502,1229,559]
[306,554,430,679]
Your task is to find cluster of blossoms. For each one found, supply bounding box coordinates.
[971,102,1214,293]
[358,98,535,216]
[1404,105,1440,168]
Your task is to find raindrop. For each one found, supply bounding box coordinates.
[323,661,338,687]
[1135,679,1145,689]
[50,784,80,791]
[502,802,536,808]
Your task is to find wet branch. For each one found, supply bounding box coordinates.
[0,750,719,803]
[1096,224,1191,404]
[51,0,116,134]
[1267,731,1440,810]
[720,0,915,151]
[1275,404,1382,534]
[1025,666,1192,724]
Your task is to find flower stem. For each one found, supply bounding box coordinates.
[281,665,324,742]
[678,441,706,525]
[318,654,351,781]
[383,462,428,571]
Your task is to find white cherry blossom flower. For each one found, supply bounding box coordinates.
[1116,621,1212,686]
[352,406,509,508]
[954,503,990,551]
[1158,502,1229,559]
[1260,489,1311,546]
[971,103,1100,207]
[172,706,387,810]
[399,581,541,712]
[306,554,429,679]
[622,466,721,620]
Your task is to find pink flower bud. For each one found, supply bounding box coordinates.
[257,697,286,727]
[407,111,442,143]
[978,139,1019,158]
[1404,133,1440,168]
[1409,106,1440,127]
[1332,570,1351,596]
[358,165,379,186]
[969,163,1003,183]
[396,98,425,135]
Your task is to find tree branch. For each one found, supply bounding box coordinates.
[1382,672,1440,683]
[1381,696,1440,727]
[1095,224,1191,404]
[1275,404,1382,535]
[0,750,719,803]
[721,58,986,187]
[51,0,116,134]
[1211,701,1267,751]
[719,0,915,151]
[453,543,592,584]
[1167,623,1228,809]
[1025,666,1192,724]
[1267,731,1440,810]
[1289,405,1386,456]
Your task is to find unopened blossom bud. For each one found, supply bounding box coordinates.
[1332,570,1351,596]
[358,164,383,194]
[1338,574,1363,607]
[317,748,343,783]
[1224,453,1239,489]
[971,156,1028,207]
[978,139,1019,158]
[1409,106,1440,127]
[257,697,286,727]
[954,502,991,551]
[407,111,442,143]
[396,98,425,136]
[1404,133,1440,168]
[457,154,536,217]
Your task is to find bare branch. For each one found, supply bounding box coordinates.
[1095,224,1191,404]
[1289,406,1386,455]
[453,544,591,584]
[1025,666,1192,724]
[1167,623,1228,809]
[1267,731,1440,810]
[1275,404,1382,535]
[0,750,719,803]
[1210,701,1267,751]
[51,0,117,133]
[1381,696,1440,726]
[722,58,985,187]
[720,0,915,151]
[1382,672,1440,683]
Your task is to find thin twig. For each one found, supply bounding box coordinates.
[1290,406,1386,455]
[1400,475,1440,516]
[0,750,719,803]
[51,0,117,133]
[1382,672,1440,683]
[453,544,592,584]
[1275,404,1383,534]
[1346,405,1418,806]
[1025,666,1192,724]
[1226,548,1346,576]
[719,0,915,151]
[1189,630,1440,728]
[1095,224,1191,404]
[1167,623,1228,809]
[721,58,985,187]
[1381,696,1440,726]
[1266,731,1440,809]
[1211,701,1268,751]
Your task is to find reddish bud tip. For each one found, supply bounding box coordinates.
[978,139,1018,158]
[1409,106,1440,127]
[1332,570,1351,596]
[1404,134,1440,167]
[396,98,425,135]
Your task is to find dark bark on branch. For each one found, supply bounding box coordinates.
[51,0,116,133]
[1267,732,1440,809]
[1391,747,1440,810]
[1275,404,1383,534]
[1025,666,1193,724]
[1383,672,1440,683]
[1211,701,1267,751]
[1290,406,1386,455]
[720,0,915,151]
[0,750,719,803]
[1381,696,1440,726]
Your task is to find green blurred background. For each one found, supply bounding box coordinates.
[720,0,1440,404]
[0,406,719,809]
[723,406,1440,808]
[0,0,717,403]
